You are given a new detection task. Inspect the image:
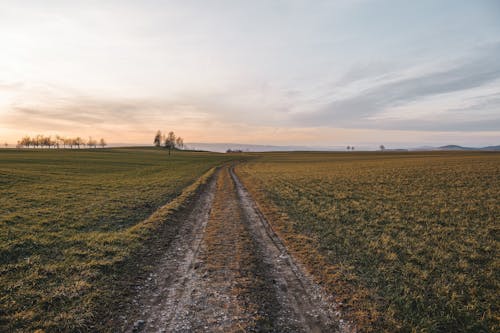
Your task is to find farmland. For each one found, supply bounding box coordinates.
[0,148,232,331]
[236,151,500,332]
[1,149,498,332]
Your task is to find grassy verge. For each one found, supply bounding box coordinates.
[236,151,499,332]
[0,148,232,331]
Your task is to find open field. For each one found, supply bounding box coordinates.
[0,148,232,331]
[2,149,498,332]
[236,151,500,332]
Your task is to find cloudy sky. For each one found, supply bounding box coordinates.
[1,0,499,148]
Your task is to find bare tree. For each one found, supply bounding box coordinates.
[55,135,62,148]
[65,138,73,149]
[46,136,56,148]
[154,130,162,147]
[35,135,43,148]
[175,137,184,150]
[99,138,107,148]
[380,145,385,151]
[20,136,31,148]
[164,131,176,156]
[60,136,67,148]
[75,137,83,149]
[3,142,8,148]
[17,134,106,149]
[87,137,97,148]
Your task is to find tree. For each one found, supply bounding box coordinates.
[346,145,351,151]
[4,142,8,148]
[87,137,97,148]
[164,131,176,155]
[65,138,73,149]
[380,145,385,151]
[20,136,31,148]
[44,136,56,148]
[41,136,49,148]
[175,137,184,150]
[55,135,62,148]
[351,146,355,151]
[16,134,106,149]
[75,137,83,149]
[154,130,162,147]
[99,138,107,148]
[35,134,43,148]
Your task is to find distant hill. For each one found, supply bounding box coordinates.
[437,145,500,151]
[480,145,500,151]
[438,145,476,151]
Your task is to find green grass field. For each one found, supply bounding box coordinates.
[0,148,232,331]
[237,151,500,332]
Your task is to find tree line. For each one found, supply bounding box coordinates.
[154,130,184,155]
[16,135,107,149]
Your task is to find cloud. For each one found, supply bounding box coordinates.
[0,83,219,139]
[294,43,500,131]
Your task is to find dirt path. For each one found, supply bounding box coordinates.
[119,165,351,332]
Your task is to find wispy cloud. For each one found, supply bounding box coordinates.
[293,43,500,131]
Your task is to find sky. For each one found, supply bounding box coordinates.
[1,0,499,148]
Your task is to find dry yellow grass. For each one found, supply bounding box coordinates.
[237,151,499,332]
[0,148,232,331]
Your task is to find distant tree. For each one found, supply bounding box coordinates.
[99,138,107,148]
[64,138,73,149]
[17,134,106,149]
[351,146,355,151]
[44,136,56,148]
[35,134,43,148]
[164,131,176,156]
[20,136,31,148]
[154,130,162,147]
[55,135,62,148]
[4,142,8,148]
[380,145,385,151]
[175,137,184,150]
[346,145,351,151]
[41,136,49,148]
[87,137,97,148]
[75,137,83,149]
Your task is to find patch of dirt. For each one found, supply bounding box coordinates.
[114,165,353,332]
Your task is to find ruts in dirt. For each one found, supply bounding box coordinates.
[119,165,351,332]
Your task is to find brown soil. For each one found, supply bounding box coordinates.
[113,165,353,332]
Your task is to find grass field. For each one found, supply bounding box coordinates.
[237,151,499,332]
[0,148,232,331]
[2,149,498,332]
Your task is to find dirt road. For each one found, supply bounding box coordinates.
[118,165,351,332]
